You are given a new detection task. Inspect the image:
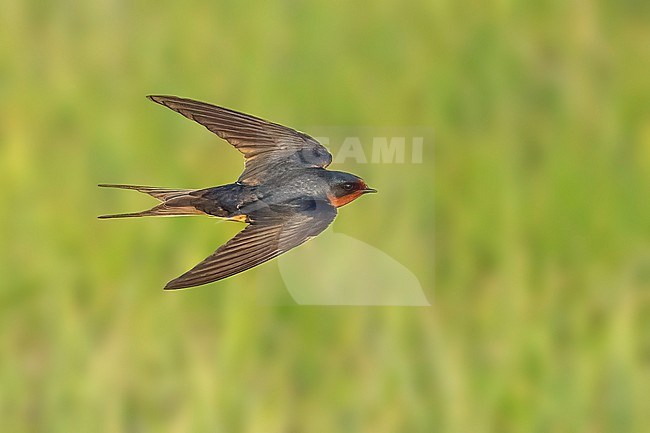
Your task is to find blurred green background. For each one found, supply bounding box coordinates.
[1,0,649,432]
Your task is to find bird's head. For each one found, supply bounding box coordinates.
[325,171,377,208]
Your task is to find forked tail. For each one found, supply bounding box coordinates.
[98,184,205,219]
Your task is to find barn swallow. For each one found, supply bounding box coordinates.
[99,96,376,289]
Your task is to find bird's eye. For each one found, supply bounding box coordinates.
[342,182,355,192]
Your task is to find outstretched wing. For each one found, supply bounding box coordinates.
[164,200,337,290]
[147,95,332,185]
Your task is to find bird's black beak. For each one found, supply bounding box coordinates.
[362,187,377,194]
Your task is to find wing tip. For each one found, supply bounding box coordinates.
[147,94,183,105]
[164,271,203,290]
[163,274,221,290]
[164,270,235,290]
[163,278,199,290]
[163,281,184,290]
[146,95,166,105]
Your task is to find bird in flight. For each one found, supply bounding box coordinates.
[99,96,376,290]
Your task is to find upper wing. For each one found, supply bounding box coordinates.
[164,200,337,290]
[147,95,332,185]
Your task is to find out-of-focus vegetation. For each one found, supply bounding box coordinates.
[1,1,648,432]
